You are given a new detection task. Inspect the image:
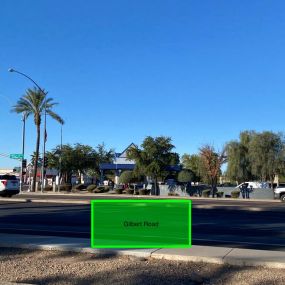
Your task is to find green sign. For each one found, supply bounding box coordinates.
[91,199,191,248]
[10,153,23,159]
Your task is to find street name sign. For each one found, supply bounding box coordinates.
[10,153,23,159]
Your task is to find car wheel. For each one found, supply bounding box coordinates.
[280,194,285,202]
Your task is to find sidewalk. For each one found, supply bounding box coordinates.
[0,233,284,269]
[0,191,280,205]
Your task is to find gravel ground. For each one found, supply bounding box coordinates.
[0,248,285,285]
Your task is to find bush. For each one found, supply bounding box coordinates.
[73,184,86,191]
[87,184,97,193]
[139,189,149,195]
[44,185,53,191]
[93,186,110,193]
[216,191,224,198]
[60,183,72,191]
[125,188,134,194]
[202,189,211,197]
[115,188,123,194]
[231,190,240,198]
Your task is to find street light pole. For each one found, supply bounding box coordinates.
[58,124,63,192]
[20,112,26,193]
[41,107,47,193]
[9,68,47,193]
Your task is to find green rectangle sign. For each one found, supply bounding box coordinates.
[9,153,23,159]
[91,199,191,248]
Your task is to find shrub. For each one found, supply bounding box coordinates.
[115,188,123,194]
[202,189,211,197]
[139,189,149,195]
[44,185,53,191]
[231,190,240,198]
[93,186,110,193]
[103,186,110,192]
[73,184,86,191]
[60,183,72,191]
[216,191,224,198]
[87,184,97,193]
[125,188,134,194]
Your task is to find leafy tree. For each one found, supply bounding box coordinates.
[199,145,227,197]
[178,170,194,191]
[119,171,134,184]
[12,87,64,191]
[248,131,285,189]
[181,154,202,182]
[178,170,193,183]
[226,131,256,183]
[127,136,178,195]
[30,151,42,167]
[46,143,114,183]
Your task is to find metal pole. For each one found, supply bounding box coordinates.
[41,105,47,193]
[58,124,62,192]
[20,113,26,193]
[9,68,47,193]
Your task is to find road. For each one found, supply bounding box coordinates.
[0,197,284,251]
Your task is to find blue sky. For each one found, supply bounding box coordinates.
[1,0,285,168]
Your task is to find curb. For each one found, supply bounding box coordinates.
[0,235,285,269]
[0,195,280,205]
[18,191,280,202]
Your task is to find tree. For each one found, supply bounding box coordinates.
[181,154,202,182]
[248,131,285,189]
[46,143,114,183]
[119,171,134,184]
[199,145,227,197]
[30,151,42,167]
[226,131,256,184]
[127,136,178,195]
[177,170,194,192]
[12,88,64,191]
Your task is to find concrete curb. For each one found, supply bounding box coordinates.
[0,195,280,205]
[0,234,285,269]
[151,247,285,269]
[18,191,280,202]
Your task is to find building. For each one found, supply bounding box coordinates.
[99,143,136,184]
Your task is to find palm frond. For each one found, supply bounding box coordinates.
[46,110,64,125]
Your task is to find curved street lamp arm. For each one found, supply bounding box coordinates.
[8,68,46,95]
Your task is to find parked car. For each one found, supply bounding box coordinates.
[0,175,20,197]
[274,186,285,202]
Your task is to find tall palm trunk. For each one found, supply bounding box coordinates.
[32,123,41,192]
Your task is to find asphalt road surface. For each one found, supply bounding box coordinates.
[0,198,284,251]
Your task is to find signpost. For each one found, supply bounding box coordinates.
[10,153,23,160]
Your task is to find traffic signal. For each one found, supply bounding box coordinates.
[43,157,48,168]
[22,159,27,169]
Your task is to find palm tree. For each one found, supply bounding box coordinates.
[12,87,64,192]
